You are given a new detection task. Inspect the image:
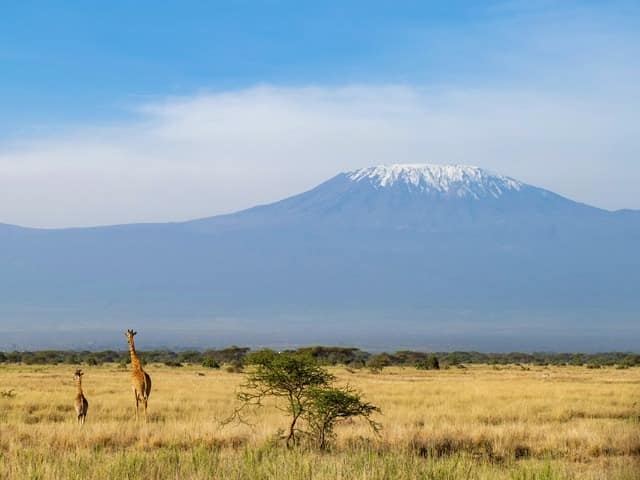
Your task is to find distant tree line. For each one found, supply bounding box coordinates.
[0,346,638,369]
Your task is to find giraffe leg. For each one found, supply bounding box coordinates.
[132,388,139,421]
[142,398,148,423]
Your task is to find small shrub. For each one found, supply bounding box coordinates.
[225,360,244,373]
[164,360,183,367]
[367,354,391,373]
[415,355,440,370]
[202,358,220,369]
[570,354,585,366]
[178,350,202,364]
[85,356,99,366]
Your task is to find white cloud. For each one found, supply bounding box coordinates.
[0,81,639,228]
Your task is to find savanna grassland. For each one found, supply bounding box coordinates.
[0,363,638,479]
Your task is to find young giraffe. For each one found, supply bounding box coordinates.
[73,369,89,425]
[125,329,152,422]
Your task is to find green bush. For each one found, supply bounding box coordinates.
[64,353,80,364]
[367,353,392,373]
[415,355,440,370]
[164,360,183,367]
[225,360,244,373]
[85,356,99,366]
[202,358,220,369]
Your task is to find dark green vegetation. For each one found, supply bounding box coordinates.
[228,350,379,449]
[1,347,638,369]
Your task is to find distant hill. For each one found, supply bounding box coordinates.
[1,164,639,351]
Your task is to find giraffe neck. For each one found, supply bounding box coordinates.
[129,341,142,370]
[75,377,83,395]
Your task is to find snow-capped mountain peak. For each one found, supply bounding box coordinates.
[347,164,523,199]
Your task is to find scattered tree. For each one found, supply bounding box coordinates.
[231,350,333,446]
[304,385,380,449]
[227,350,380,449]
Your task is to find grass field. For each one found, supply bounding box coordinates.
[0,362,638,479]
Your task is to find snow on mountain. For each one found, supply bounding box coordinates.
[187,163,597,232]
[347,164,523,199]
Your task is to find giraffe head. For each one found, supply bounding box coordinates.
[74,369,84,380]
[125,329,137,346]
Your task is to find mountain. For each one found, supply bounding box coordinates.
[189,164,602,231]
[1,164,639,351]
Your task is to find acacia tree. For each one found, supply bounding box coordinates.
[305,386,380,449]
[228,349,380,448]
[232,350,334,446]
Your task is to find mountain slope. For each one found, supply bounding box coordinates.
[1,164,639,350]
[188,164,607,232]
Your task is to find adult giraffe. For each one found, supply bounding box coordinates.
[73,369,88,425]
[125,329,152,422]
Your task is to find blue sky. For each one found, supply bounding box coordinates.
[1,1,639,227]
[1,1,487,132]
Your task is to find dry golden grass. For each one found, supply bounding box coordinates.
[0,362,638,479]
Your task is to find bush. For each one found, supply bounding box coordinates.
[293,346,370,366]
[203,346,249,365]
[225,360,244,373]
[367,353,391,373]
[85,356,99,366]
[202,358,220,369]
[64,353,80,364]
[178,350,201,364]
[164,360,183,367]
[6,352,21,363]
[415,355,440,370]
[570,354,585,366]
[445,353,461,366]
